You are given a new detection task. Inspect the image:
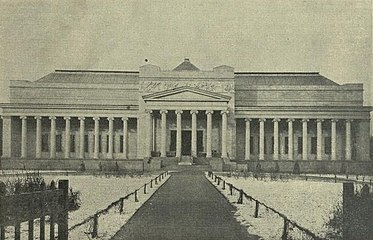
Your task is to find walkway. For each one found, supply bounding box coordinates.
[111,169,258,240]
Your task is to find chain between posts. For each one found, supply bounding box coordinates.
[208,172,323,240]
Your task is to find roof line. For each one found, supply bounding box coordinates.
[234,72,320,75]
[55,69,139,74]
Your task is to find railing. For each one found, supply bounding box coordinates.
[0,180,69,240]
[69,171,169,238]
[208,172,324,240]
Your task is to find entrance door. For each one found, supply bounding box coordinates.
[181,130,192,155]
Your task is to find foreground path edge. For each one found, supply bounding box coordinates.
[111,169,258,240]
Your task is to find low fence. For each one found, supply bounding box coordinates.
[69,171,169,238]
[208,172,324,240]
[0,180,69,240]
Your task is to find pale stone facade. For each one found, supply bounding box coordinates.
[0,59,371,173]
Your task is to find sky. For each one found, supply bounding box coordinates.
[0,0,372,106]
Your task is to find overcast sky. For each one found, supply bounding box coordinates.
[0,0,371,105]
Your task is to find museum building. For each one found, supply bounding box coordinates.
[0,59,371,173]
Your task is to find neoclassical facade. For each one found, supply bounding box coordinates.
[0,59,371,172]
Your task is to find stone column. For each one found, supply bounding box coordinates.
[191,110,198,157]
[78,117,85,159]
[273,118,280,160]
[345,120,352,160]
[221,110,228,158]
[259,118,266,160]
[108,117,114,159]
[302,119,308,160]
[145,110,153,157]
[1,116,12,158]
[206,110,213,158]
[316,119,323,160]
[287,118,294,160]
[122,117,128,159]
[35,116,42,159]
[93,117,100,159]
[331,119,338,161]
[176,110,183,157]
[64,117,71,159]
[160,110,168,157]
[49,116,57,159]
[245,118,251,160]
[20,116,27,158]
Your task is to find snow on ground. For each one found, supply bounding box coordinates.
[1,172,170,240]
[207,173,342,240]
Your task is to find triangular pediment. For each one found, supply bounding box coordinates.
[143,86,231,102]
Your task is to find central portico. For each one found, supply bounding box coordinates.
[136,59,236,159]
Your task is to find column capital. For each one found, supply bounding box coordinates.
[331,119,339,123]
[93,117,100,121]
[190,110,199,115]
[345,119,354,123]
[1,115,11,120]
[145,109,153,114]
[20,116,27,120]
[107,117,115,121]
[272,118,281,122]
[245,118,252,122]
[63,116,71,120]
[160,110,168,114]
[205,110,214,115]
[220,110,229,115]
[259,118,266,122]
[49,116,57,120]
[122,117,129,121]
[175,110,183,115]
[34,116,42,120]
[301,118,309,122]
[286,118,295,122]
[316,119,324,123]
[78,116,85,121]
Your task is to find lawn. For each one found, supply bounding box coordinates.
[208,173,343,239]
[1,171,169,240]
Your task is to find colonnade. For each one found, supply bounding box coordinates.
[3,116,130,159]
[146,109,229,158]
[244,118,353,161]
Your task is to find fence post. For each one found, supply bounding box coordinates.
[155,177,158,185]
[217,178,220,186]
[281,218,289,240]
[0,182,6,240]
[150,179,153,188]
[144,183,147,194]
[135,190,139,202]
[237,189,243,204]
[254,200,259,218]
[119,198,124,214]
[40,181,46,240]
[229,184,233,195]
[58,180,69,240]
[50,181,56,240]
[222,180,225,190]
[91,214,98,238]
[343,182,354,240]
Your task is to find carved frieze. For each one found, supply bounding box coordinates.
[140,81,234,93]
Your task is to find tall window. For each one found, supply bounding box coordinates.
[41,134,49,152]
[98,134,102,153]
[84,135,89,153]
[250,136,254,154]
[120,135,124,153]
[56,134,62,152]
[264,137,267,154]
[297,137,303,154]
[311,137,317,154]
[70,135,75,153]
[271,136,275,154]
[284,137,289,154]
[106,135,110,153]
[324,137,331,154]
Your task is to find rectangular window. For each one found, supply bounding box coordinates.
[70,135,75,153]
[99,134,102,153]
[271,136,275,154]
[264,137,267,154]
[311,137,317,154]
[325,137,331,154]
[298,137,303,154]
[250,136,254,154]
[84,135,89,153]
[170,130,176,151]
[120,135,124,153]
[284,137,289,154]
[41,134,49,152]
[56,134,62,152]
[106,135,110,153]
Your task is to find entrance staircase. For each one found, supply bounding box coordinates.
[178,156,193,166]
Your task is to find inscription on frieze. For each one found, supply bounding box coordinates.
[140,81,234,93]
